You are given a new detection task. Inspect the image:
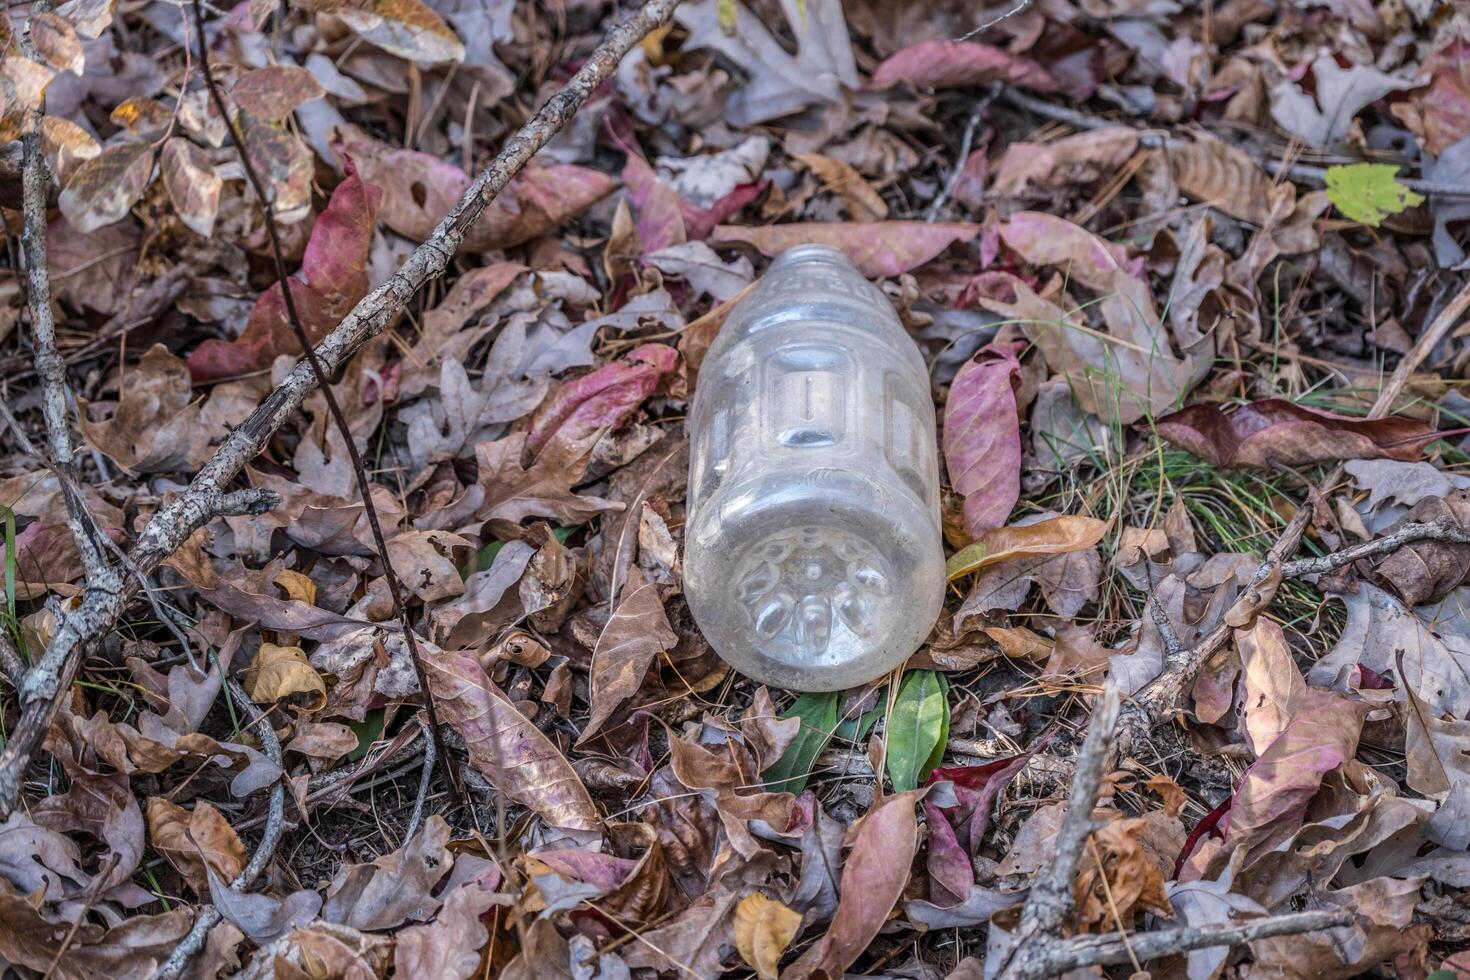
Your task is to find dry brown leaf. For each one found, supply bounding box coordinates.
[1236,617,1306,756]
[793,151,888,221]
[579,568,678,743]
[246,642,327,713]
[734,892,802,980]
[273,569,317,605]
[146,797,247,894]
[1167,134,1292,226]
[425,645,600,832]
[946,514,1108,579]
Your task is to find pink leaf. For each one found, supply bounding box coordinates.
[871,41,1061,94]
[523,344,680,459]
[996,211,1144,292]
[187,163,382,383]
[711,221,978,277]
[621,151,687,253]
[944,342,1023,538]
[1220,689,1369,868]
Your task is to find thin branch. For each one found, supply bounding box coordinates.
[404,716,436,843]
[995,683,1120,980]
[154,679,285,980]
[189,0,463,804]
[1023,908,1355,978]
[1282,519,1470,578]
[0,0,684,819]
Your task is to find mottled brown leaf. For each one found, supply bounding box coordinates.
[145,797,246,895]
[58,139,152,233]
[579,568,678,743]
[231,64,325,120]
[160,136,222,237]
[29,12,84,74]
[425,645,600,831]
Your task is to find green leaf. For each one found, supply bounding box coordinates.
[763,691,839,793]
[346,709,386,763]
[886,670,950,792]
[717,0,736,34]
[1325,163,1424,227]
[1,505,15,623]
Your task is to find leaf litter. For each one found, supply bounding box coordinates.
[3,0,1470,977]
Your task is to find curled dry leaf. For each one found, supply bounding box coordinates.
[160,137,222,238]
[310,0,465,64]
[145,797,247,895]
[944,342,1023,540]
[1157,398,1440,470]
[1167,134,1293,227]
[231,64,325,120]
[734,892,802,980]
[711,221,977,278]
[785,789,926,980]
[579,568,678,743]
[29,12,85,75]
[946,514,1108,580]
[424,645,600,832]
[58,140,153,234]
[1371,490,1470,605]
[991,127,1139,196]
[246,642,328,712]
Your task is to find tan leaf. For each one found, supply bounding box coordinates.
[1235,617,1306,756]
[794,151,888,221]
[273,569,317,605]
[160,137,222,237]
[246,642,327,713]
[40,115,98,184]
[231,64,325,121]
[58,140,153,233]
[109,97,173,134]
[1167,133,1291,226]
[77,344,214,473]
[146,797,246,894]
[734,892,802,980]
[579,568,678,743]
[946,514,1108,579]
[29,12,84,74]
[425,644,600,831]
[318,0,465,64]
[983,625,1052,662]
[239,111,312,224]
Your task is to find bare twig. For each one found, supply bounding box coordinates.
[0,0,683,819]
[190,0,463,804]
[925,109,984,222]
[1020,908,1355,978]
[995,683,1120,980]
[404,716,436,843]
[953,0,1036,42]
[154,679,286,980]
[1282,518,1470,577]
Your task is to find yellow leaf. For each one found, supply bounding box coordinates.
[734,892,802,980]
[946,515,1108,580]
[246,642,326,712]
[273,569,318,606]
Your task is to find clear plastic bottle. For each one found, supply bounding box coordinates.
[684,244,945,692]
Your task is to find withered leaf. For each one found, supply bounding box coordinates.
[58,140,153,234]
[29,12,84,75]
[579,568,678,743]
[1157,399,1439,470]
[1371,490,1470,606]
[246,642,328,712]
[944,342,1023,539]
[160,136,222,238]
[425,645,600,831]
[946,514,1108,580]
[711,221,978,277]
[231,64,324,120]
[734,892,802,980]
[145,797,246,895]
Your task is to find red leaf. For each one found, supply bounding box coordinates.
[1156,399,1441,469]
[621,151,687,253]
[187,162,383,383]
[944,342,1023,538]
[711,221,978,278]
[523,344,680,459]
[785,790,923,980]
[870,41,1061,94]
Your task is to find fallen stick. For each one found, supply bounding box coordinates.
[154,679,286,980]
[1019,908,1355,979]
[0,0,685,817]
[994,683,1120,980]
